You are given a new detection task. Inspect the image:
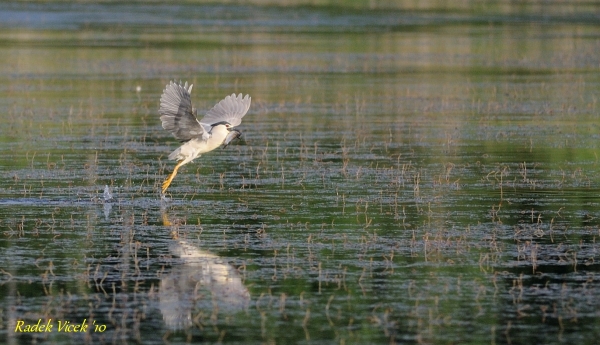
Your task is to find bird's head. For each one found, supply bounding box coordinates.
[210,121,242,148]
[209,121,232,136]
[210,121,231,129]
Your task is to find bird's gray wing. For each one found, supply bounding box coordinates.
[199,93,251,128]
[159,81,207,142]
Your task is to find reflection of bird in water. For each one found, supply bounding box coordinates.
[159,81,251,194]
[160,212,250,330]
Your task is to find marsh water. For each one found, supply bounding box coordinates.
[1,2,600,344]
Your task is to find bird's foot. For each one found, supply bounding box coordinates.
[162,161,183,195]
[161,178,172,194]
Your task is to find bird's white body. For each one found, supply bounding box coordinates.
[167,124,229,164]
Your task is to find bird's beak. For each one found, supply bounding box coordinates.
[223,129,242,148]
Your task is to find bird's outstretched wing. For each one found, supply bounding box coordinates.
[159,81,207,142]
[200,93,251,128]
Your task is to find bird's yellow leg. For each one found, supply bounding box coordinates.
[162,160,185,194]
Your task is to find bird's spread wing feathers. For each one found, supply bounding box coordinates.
[159,81,208,142]
[200,93,251,128]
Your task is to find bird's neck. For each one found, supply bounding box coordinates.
[206,125,229,150]
[211,125,229,139]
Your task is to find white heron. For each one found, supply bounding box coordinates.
[159,81,251,194]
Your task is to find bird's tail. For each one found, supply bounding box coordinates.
[168,148,181,161]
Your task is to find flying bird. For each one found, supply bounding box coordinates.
[159,80,251,194]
